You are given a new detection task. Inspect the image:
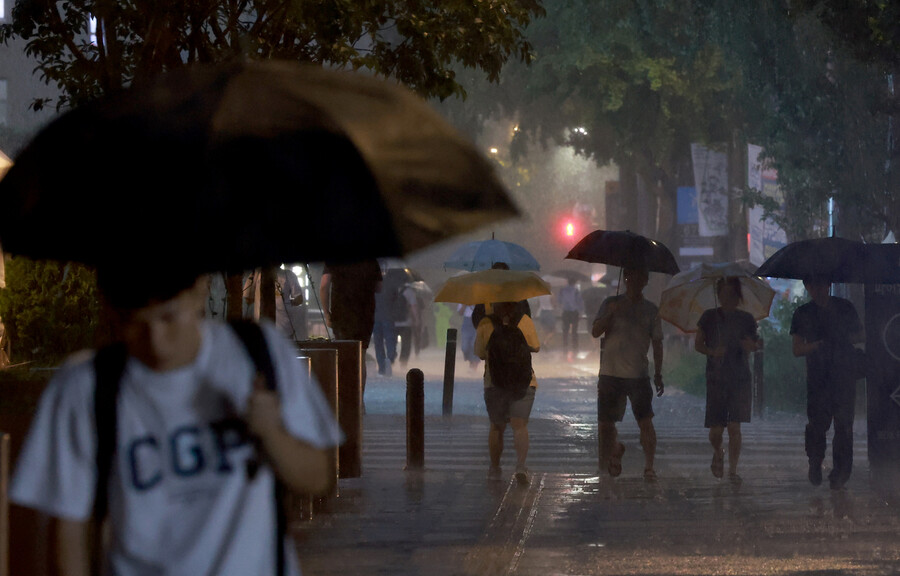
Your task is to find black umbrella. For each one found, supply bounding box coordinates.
[565,229,680,275]
[756,237,900,284]
[0,60,518,274]
[754,237,868,283]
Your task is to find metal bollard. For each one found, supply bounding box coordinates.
[406,369,425,470]
[442,328,457,416]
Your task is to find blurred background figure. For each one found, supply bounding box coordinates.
[535,291,556,351]
[558,276,585,362]
[458,303,481,371]
[243,266,306,342]
[393,279,420,368]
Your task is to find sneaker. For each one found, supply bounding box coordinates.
[808,461,823,486]
[515,466,529,485]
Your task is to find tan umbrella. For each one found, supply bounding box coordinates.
[659,261,775,333]
[434,269,551,306]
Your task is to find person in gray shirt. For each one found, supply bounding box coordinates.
[592,268,664,481]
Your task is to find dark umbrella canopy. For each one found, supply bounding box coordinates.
[566,229,680,275]
[0,60,518,274]
[754,237,868,283]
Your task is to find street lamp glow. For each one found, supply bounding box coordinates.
[489,147,499,154]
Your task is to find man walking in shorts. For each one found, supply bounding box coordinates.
[591,268,664,481]
[475,301,541,485]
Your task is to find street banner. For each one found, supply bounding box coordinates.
[747,144,787,266]
[864,283,900,478]
[690,143,728,237]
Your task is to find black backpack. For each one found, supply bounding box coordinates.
[92,320,286,576]
[389,284,409,322]
[487,313,533,399]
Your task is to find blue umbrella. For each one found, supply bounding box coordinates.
[444,239,540,272]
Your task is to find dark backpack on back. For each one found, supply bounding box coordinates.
[487,313,533,399]
[92,320,286,576]
[389,285,409,323]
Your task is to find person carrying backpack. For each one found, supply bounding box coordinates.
[474,300,540,485]
[10,267,343,576]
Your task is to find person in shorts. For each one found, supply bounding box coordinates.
[695,276,763,484]
[591,268,664,481]
[475,301,540,484]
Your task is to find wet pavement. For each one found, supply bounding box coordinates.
[292,349,900,576]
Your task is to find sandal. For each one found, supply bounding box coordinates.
[711,450,725,479]
[643,468,658,482]
[608,442,625,477]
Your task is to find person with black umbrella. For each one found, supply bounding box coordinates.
[790,275,864,490]
[9,267,343,576]
[591,267,665,481]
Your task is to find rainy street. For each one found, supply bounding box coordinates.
[295,349,900,576]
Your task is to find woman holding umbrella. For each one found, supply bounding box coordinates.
[694,276,763,483]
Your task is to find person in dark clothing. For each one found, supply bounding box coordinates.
[790,276,864,490]
[320,259,382,393]
[695,277,763,484]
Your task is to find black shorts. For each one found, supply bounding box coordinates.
[484,386,536,427]
[704,372,752,428]
[597,375,654,423]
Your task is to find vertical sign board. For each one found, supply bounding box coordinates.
[864,284,900,477]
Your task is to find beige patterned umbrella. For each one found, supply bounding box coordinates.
[659,261,775,333]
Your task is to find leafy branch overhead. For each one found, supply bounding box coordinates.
[0,0,545,109]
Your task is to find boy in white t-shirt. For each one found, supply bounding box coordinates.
[11,267,343,576]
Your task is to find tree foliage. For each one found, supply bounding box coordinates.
[0,0,545,363]
[0,258,99,364]
[450,0,900,243]
[0,0,545,109]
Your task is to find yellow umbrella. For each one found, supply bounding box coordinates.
[658,261,775,333]
[433,269,551,306]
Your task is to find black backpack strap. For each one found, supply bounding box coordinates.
[92,342,128,575]
[229,320,286,576]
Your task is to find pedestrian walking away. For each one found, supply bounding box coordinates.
[458,304,481,372]
[371,265,404,377]
[591,267,664,481]
[320,259,382,397]
[244,266,307,341]
[394,281,420,367]
[475,300,541,485]
[558,276,585,362]
[694,276,763,485]
[790,276,864,490]
[9,267,343,576]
